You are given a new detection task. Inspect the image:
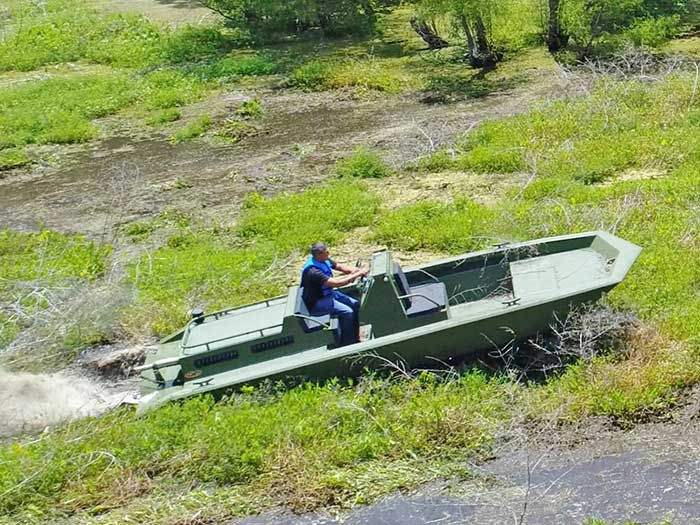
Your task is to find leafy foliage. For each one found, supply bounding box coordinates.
[198,0,377,41]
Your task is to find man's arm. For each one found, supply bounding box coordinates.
[325,268,368,288]
[333,260,364,275]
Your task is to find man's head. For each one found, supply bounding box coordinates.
[310,242,329,261]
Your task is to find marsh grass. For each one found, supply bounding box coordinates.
[0,229,111,359]
[372,198,494,253]
[0,372,506,522]
[0,148,30,171]
[169,114,212,143]
[126,181,380,335]
[335,147,393,179]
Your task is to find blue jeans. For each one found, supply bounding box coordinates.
[310,290,360,346]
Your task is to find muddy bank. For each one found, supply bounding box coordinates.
[237,414,700,525]
[0,75,565,237]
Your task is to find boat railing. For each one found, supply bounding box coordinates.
[178,296,286,351]
[413,269,441,282]
[181,322,285,354]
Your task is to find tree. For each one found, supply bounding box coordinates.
[546,0,568,52]
[410,16,449,49]
[197,0,377,41]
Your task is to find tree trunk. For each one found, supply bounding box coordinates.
[547,0,568,52]
[410,16,449,49]
[460,13,498,68]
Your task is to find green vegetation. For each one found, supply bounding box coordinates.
[127,181,379,335]
[428,74,700,184]
[0,148,30,171]
[145,107,182,126]
[2,0,700,522]
[236,97,264,118]
[372,198,493,252]
[0,372,503,521]
[0,229,111,351]
[169,114,213,143]
[335,147,393,178]
[215,119,259,142]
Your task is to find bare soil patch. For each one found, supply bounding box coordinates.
[0,71,567,237]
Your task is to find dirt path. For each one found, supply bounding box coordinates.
[237,415,700,524]
[0,74,564,237]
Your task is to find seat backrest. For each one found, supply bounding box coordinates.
[393,262,413,310]
[295,286,311,316]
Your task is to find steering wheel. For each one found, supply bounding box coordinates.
[353,258,372,294]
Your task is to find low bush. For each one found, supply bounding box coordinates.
[289,61,331,91]
[139,69,209,110]
[195,54,278,80]
[236,98,264,119]
[335,147,393,178]
[0,372,506,520]
[416,149,456,172]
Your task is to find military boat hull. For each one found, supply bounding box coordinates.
[137,231,641,412]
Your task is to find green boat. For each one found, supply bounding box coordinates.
[135,231,641,412]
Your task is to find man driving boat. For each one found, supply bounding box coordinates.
[301,242,368,346]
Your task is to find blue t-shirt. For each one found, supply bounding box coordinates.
[301,259,336,308]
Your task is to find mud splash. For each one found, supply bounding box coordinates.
[0,368,132,438]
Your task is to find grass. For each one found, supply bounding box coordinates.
[434,74,700,184]
[372,198,494,253]
[145,107,181,126]
[126,181,380,335]
[0,0,275,152]
[0,148,30,171]
[169,114,212,143]
[0,229,111,353]
[0,372,505,522]
[335,147,393,178]
[1,72,700,523]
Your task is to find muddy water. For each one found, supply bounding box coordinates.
[0,80,562,237]
[238,419,700,524]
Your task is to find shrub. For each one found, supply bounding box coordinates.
[417,150,456,172]
[335,147,393,179]
[236,98,263,119]
[623,15,681,48]
[139,70,209,110]
[215,120,258,143]
[161,25,230,64]
[196,54,278,80]
[289,61,331,91]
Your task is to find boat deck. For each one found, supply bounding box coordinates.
[183,298,287,354]
[510,248,608,299]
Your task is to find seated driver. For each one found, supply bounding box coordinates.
[301,242,368,346]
